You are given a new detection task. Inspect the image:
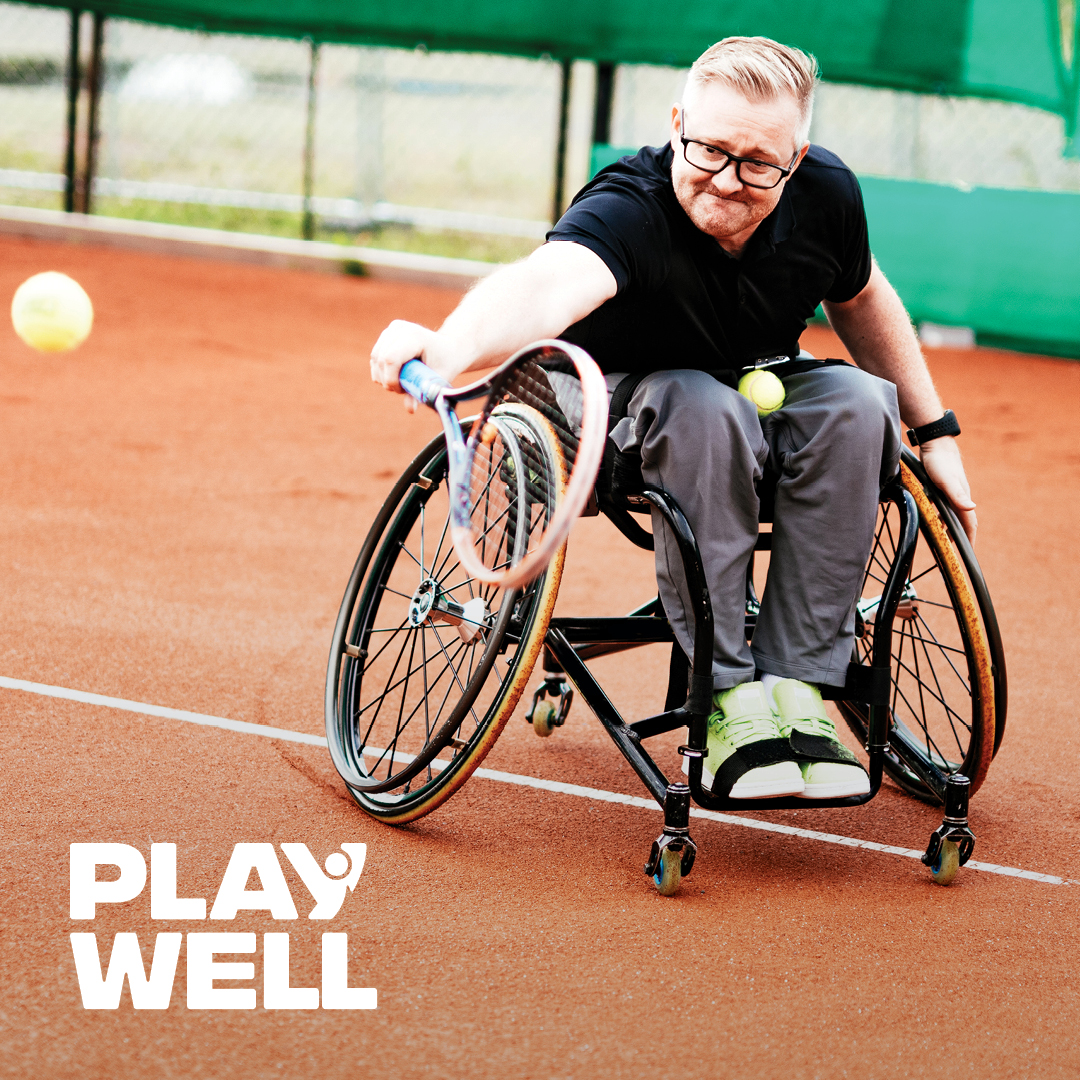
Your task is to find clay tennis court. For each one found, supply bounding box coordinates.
[2,234,1078,1078]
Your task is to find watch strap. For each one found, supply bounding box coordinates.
[907,409,960,446]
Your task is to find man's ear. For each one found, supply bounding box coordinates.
[790,141,811,173]
[669,104,682,150]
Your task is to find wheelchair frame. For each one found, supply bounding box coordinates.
[531,474,977,892]
[326,404,1001,895]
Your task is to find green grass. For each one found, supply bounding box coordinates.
[0,192,541,264]
[323,224,538,263]
[0,188,62,210]
[82,198,540,263]
[0,142,63,172]
[90,197,306,239]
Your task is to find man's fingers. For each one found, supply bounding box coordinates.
[369,320,433,393]
[918,439,977,544]
[374,363,406,393]
[954,506,978,545]
[941,484,976,513]
[930,472,978,543]
[931,476,978,544]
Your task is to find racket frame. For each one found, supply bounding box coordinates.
[399,340,607,590]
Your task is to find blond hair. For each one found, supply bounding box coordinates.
[686,37,820,145]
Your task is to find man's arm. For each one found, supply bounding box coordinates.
[369,241,618,408]
[822,259,977,542]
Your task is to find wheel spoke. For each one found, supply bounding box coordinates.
[911,610,972,693]
[839,484,996,798]
[908,617,973,746]
[430,624,483,731]
[890,676,956,768]
[440,575,479,596]
[373,636,469,771]
[909,563,945,586]
[332,419,559,810]
[384,623,423,770]
[863,567,888,588]
[357,625,414,748]
[892,637,971,729]
[397,541,425,571]
[429,502,453,583]
[357,636,462,722]
[907,616,930,744]
[359,617,410,669]
[380,586,418,602]
[907,596,966,616]
[420,609,431,742]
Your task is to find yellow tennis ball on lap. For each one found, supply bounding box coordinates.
[11,272,94,353]
[738,369,786,417]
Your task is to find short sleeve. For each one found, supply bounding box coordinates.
[823,171,872,304]
[547,180,672,294]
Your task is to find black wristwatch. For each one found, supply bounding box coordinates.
[907,410,961,447]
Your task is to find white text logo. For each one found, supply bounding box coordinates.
[68,843,375,1010]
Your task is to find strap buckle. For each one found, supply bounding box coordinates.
[740,356,790,374]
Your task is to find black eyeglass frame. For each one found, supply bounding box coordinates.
[677,109,800,190]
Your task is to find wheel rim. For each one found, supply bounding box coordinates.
[333,415,558,803]
[840,489,991,799]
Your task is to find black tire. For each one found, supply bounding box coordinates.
[838,450,1006,801]
[325,412,563,824]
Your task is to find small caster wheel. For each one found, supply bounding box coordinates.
[652,847,682,896]
[531,699,557,738]
[930,839,960,886]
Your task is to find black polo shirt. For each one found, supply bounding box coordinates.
[547,143,871,375]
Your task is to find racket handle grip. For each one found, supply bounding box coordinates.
[399,359,451,406]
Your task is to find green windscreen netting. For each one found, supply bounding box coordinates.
[27,0,1080,124]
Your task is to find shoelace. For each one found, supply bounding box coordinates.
[781,714,839,740]
[711,713,781,748]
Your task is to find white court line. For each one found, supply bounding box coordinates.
[2,675,1074,888]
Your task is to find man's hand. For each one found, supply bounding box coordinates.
[370,320,440,413]
[919,436,977,544]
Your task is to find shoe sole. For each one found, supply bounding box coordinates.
[705,764,804,799]
[797,780,871,799]
[682,758,805,799]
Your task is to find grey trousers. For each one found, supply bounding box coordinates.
[607,366,902,689]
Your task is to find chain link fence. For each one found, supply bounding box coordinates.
[2,0,1079,262]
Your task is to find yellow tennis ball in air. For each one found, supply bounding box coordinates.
[738,369,786,417]
[10,272,94,353]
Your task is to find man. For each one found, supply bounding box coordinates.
[370,37,975,801]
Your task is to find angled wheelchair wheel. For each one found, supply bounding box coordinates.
[838,450,1006,801]
[325,411,564,824]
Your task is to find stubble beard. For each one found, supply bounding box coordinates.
[674,175,773,243]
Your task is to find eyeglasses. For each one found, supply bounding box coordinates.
[678,109,798,190]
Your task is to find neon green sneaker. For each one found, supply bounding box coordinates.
[697,682,804,798]
[770,679,870,799]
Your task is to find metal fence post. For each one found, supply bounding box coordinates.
[79,11,105,214]
[592,60,615,145]
[552,58,572,225]
[302,38,320,240]
[63,8,81,213]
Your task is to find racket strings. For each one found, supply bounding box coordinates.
[463,359,576,573]
[495,356,583,467]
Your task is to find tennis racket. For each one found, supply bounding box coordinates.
[398,340,607,591]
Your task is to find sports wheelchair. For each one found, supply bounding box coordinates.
[325,351,1006,896]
